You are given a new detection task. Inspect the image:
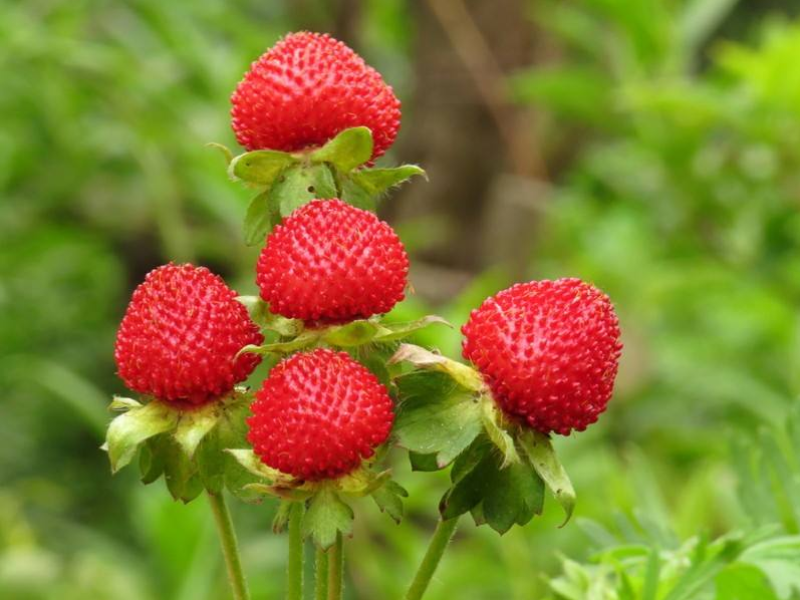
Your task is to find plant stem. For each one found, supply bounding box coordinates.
[287,502,305,600]
[207,491,250,600]
[403,516,460,600]
[315,545,329,600]
[328,532,344,600]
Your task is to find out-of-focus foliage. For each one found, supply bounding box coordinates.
[5,0,800,598]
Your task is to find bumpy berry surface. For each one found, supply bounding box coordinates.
[462,278,622,435]
[257,199,408,323]
[247,349,394,480]
[231,31,401,161]
[115,264,264,405]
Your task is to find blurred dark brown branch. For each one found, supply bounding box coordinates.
[425,0,547,179]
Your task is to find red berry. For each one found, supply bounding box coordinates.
[231,31,401,161]
[256,199,409,323]
[115,264,264,405]
[247,349,394,481]
[462,278,622,435]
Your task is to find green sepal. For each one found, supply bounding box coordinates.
[139,436,166,484]
[439,437,545,534]
[302,488,355,550]
[272,500,294,534]
[389,343,487,393]
[195,396,262,501]
[228,149,298,186]
[518,429,576,527]
[105,389,263,504]
[480,399,521,467]
[109,396,141,412]
[225,448,294,485]
[105,399,179,473]
[174,401,224,459]
[393,371,483,468]
[242,190,279,246]
[206,142,234,166]
[236,296,303,337]
[238,315,449,356]
[162,435,204,503]
[351,165,426,196]
[272,163,337,217]
[309,126,373,173]
[408,452,441,472]
[371,480,408,524]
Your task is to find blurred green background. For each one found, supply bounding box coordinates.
[6,0,800,598]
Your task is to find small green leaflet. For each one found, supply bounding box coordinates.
[242,190,278,246]
[480,399,521,467]
[173,401,223,458]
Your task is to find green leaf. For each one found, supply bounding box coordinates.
[302,489,355,550]
[519,430,576,526]
[310,126,373,172]
[374,316,451,343]
[480,399,520,467]
[371,480,408,524]
[162,436,204,503]
[173,401,223,458]
[389,344,487,392]
[105,400,179,473]
[271,163,338,218]
[324,320,380,347]
[350,165,426,195]
[229,149,298,185]
[242,191,278,246]
[394,371,483,468]
[408,452,441,472]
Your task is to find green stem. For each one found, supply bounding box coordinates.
[404,517,460,600]
[315,545,329,600]
[207,491,250,600]
[328,533,344,600]
[287,502,305,600]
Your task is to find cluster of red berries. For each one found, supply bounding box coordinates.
[114,32,622,486]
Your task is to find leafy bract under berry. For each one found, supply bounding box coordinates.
[247,349,394,481]
[462,278,622,435]
[114,263,263,405]
[256,199,409,324]
[231,32,401,161]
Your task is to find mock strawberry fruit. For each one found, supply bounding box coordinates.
[256,199,408,323]
[247,349,394,481]
[231,31,401,161]
[462,278,622,435]
[115,263,264,405]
